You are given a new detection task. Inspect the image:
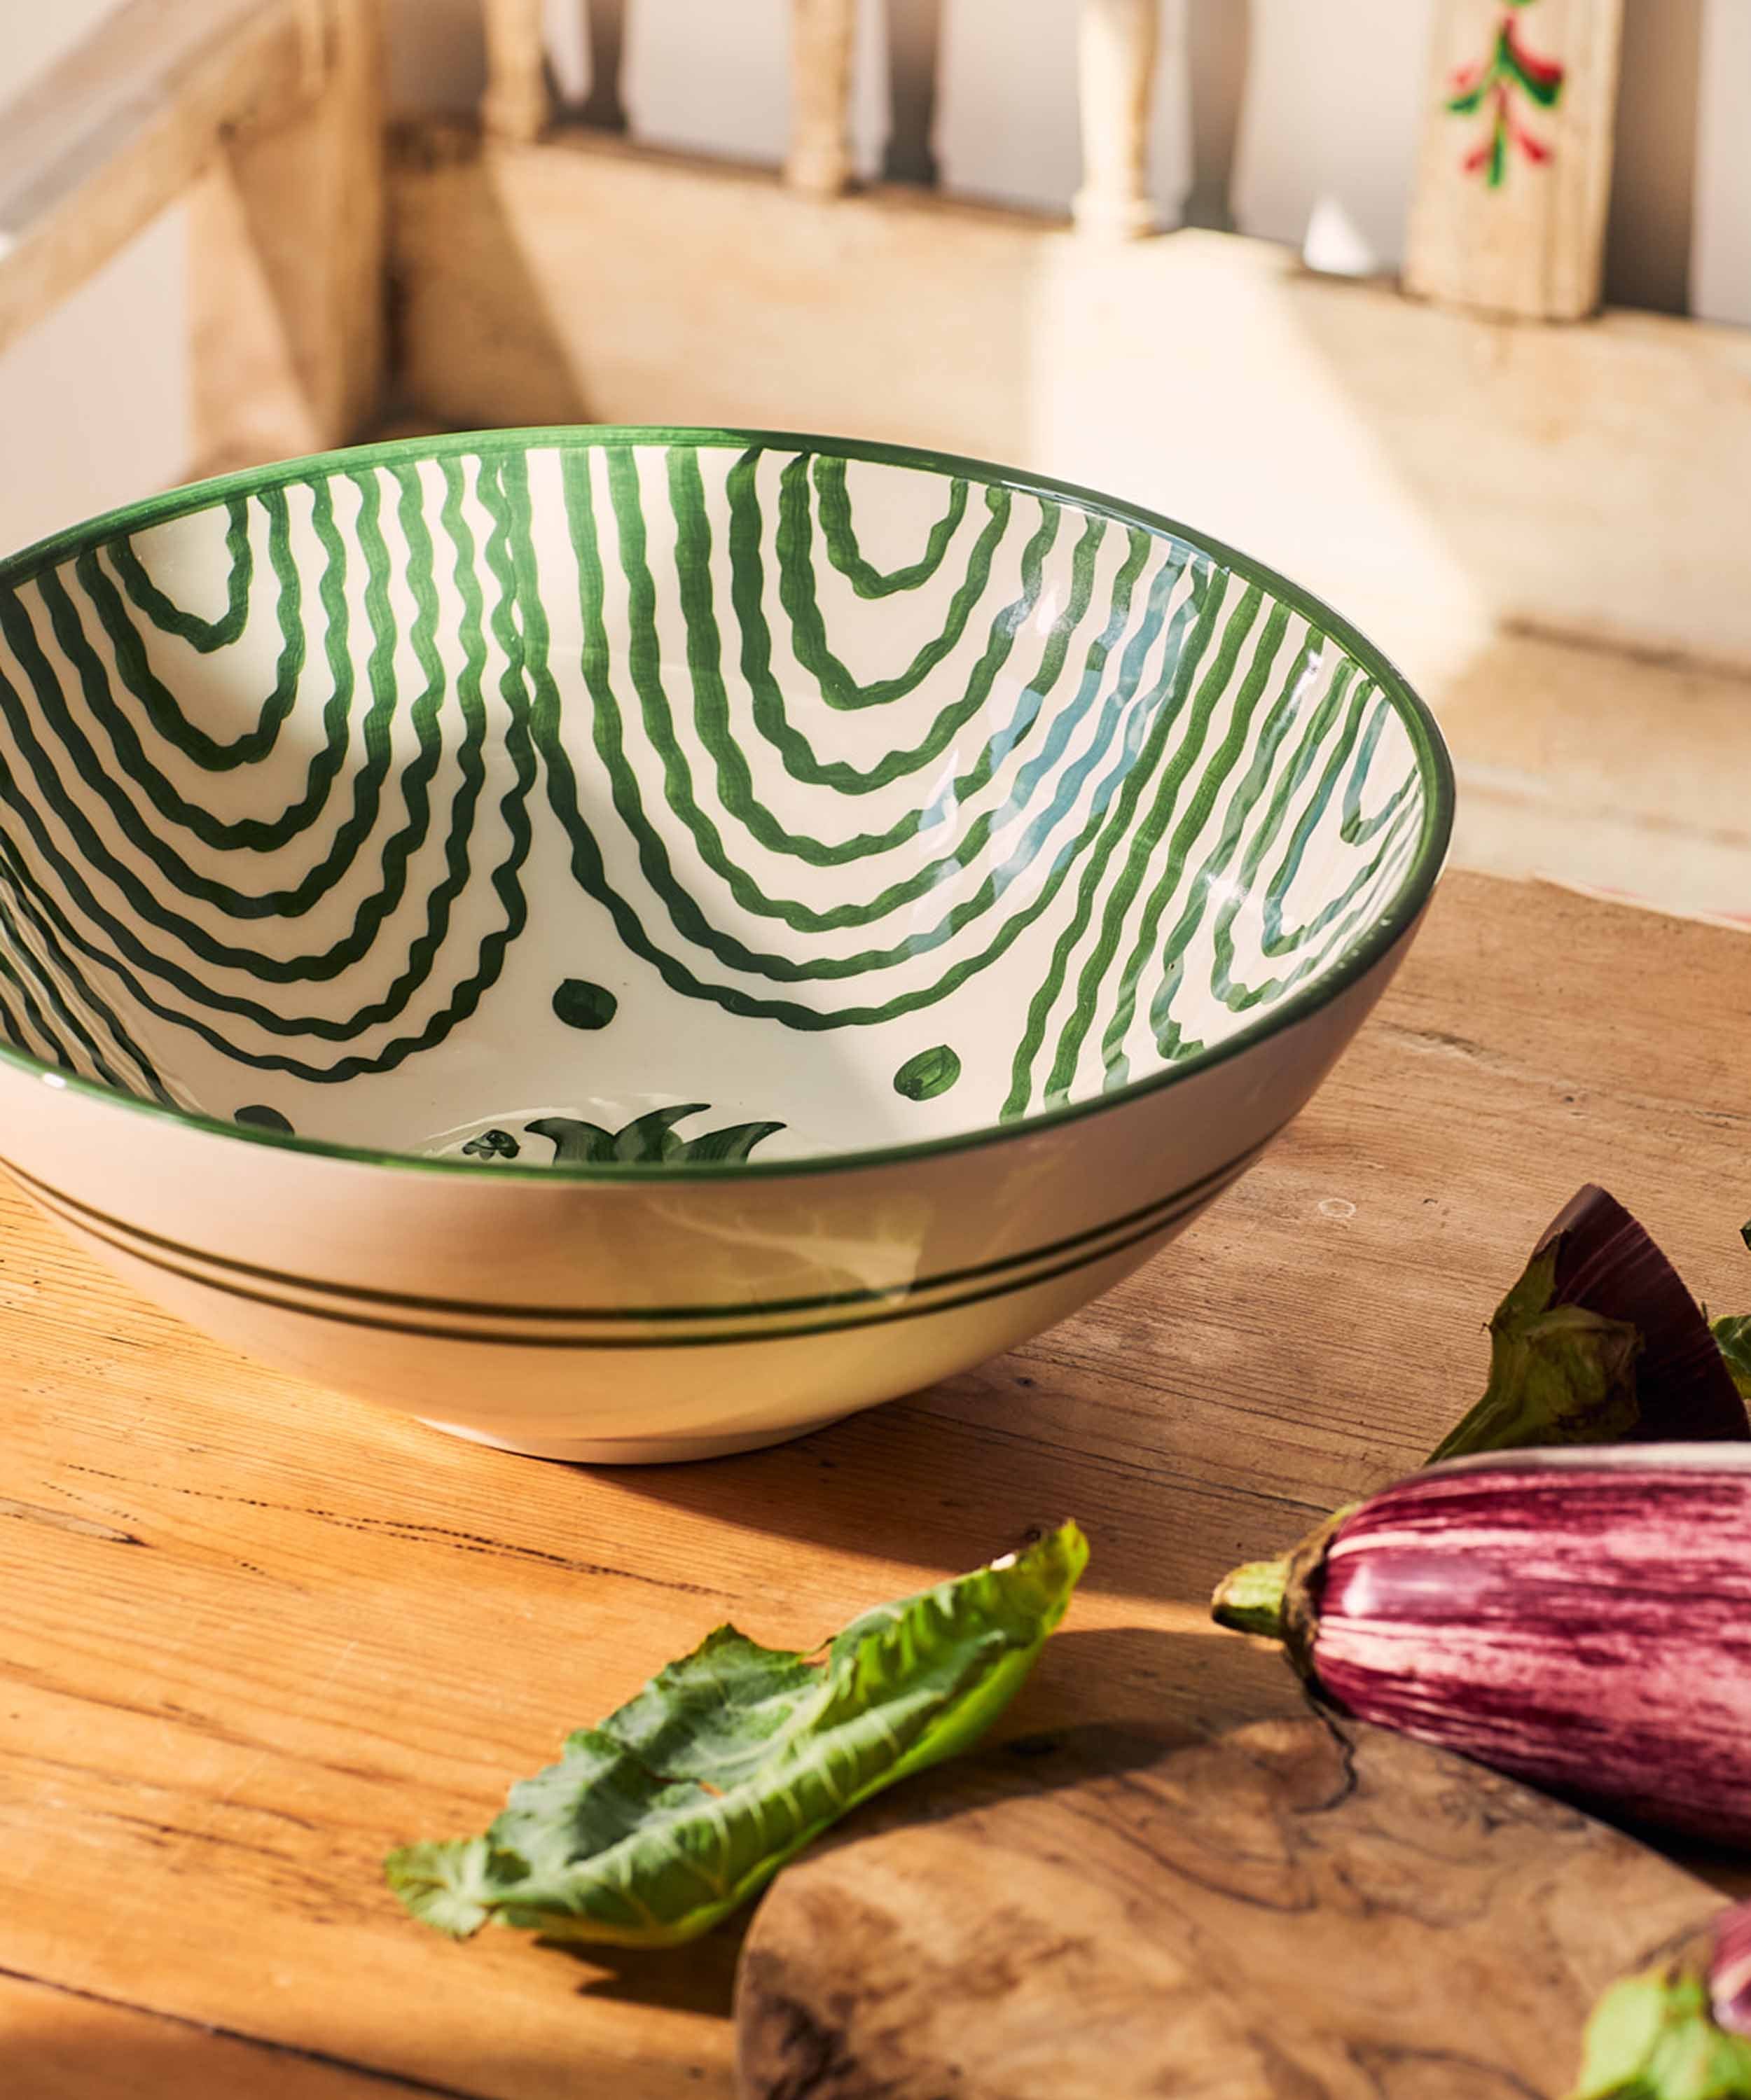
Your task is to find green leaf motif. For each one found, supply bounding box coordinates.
[234,1102,293,1134]
[527,1104,785,1164]
[385,1521,1088,1949]
[551,978,618,1031]
[679,1118,787,1164]
[893,1043,962,1102]
[462,1127,520,1160]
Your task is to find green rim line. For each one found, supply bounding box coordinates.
[6,1128,1273,1323]
[25,1164,1243,1349]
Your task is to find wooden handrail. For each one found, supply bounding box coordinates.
[0,0,321,359]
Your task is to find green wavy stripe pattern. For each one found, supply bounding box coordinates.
[0,440,1426,1126]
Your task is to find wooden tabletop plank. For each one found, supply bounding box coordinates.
[0,1970,449,2099]
[1,869,1747,2096]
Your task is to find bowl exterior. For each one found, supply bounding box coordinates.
[0,917,1420,1459]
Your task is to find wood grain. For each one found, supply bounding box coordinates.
[0,1970,447,2099]
[737,1717,1724,2099]
[385,132,1751,679]
[1,870,1749,2096]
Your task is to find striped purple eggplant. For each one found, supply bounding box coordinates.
[1214,1446,1751,1848]
[1571,1900,1751,2096]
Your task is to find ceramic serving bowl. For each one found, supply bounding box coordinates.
[0,428,1451,1461]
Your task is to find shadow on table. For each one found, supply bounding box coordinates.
[558,1912,747,2015]
[555,1690,1224,2015]
[588,1370,1259,1610]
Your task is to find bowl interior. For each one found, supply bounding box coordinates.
[0,431,1444,1169]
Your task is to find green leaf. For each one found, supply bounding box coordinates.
[1427,1244,1642,1463]
[385,1522,1088,1949]
[1486,107,1511,188]
[1572,1967,1751,2099]
[526,1115,618,1164]
[892,1045,962,1102]
[612,1104,710,1162]
[1498,19,1565,107]
[675,1119,787,1164]
[1716,1317,1751,1404]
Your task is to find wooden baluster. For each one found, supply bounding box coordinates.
[1404,0,1624,319]
[787,0,858,197]
[1074,0,1160,240]
[482,0,551,144]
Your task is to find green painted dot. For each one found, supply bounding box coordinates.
[553,978,618,1031]
[235,1104,293,1133]
[893,1045,961,1102]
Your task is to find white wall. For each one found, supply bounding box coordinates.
[1694,0,1751,326]
[0,0,191,554]
[0,0,1745,559]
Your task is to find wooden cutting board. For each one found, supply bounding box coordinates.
[735,1716,1723,2099]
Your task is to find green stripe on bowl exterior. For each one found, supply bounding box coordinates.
[0,426,1452,1461]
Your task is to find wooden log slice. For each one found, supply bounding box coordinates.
[737,1716,1722,2099]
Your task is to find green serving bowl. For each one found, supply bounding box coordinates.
[0,427,1451,1460]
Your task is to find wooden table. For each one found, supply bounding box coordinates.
[5,869,1747,2099]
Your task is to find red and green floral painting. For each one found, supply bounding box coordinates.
[1446,0,1566,187]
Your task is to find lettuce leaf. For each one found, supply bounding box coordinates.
[1429,1185,1746,1463]
[1571,1963,1751,2099]
[1715,1316,1751,1405]
[386,1521,1087,1948]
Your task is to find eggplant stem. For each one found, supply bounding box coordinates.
[1211,1557,1291,1639]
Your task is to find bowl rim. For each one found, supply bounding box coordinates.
[0,422,1455,1185]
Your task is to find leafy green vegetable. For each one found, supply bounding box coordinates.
[1572,1965,1751,2099]
[1428,1185,1747,1463]
[1717,1319,1751,1405]
[386,1522,1088,1948]
[1427,1240,1641,1463]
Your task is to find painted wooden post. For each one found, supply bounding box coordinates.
[1073,0,1160,240]
[1404,0,1624,319]
[186,0,386,471]
[481,0,551,144]
[786,0,859,196]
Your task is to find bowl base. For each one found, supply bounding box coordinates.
[415,1412,852,1466]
